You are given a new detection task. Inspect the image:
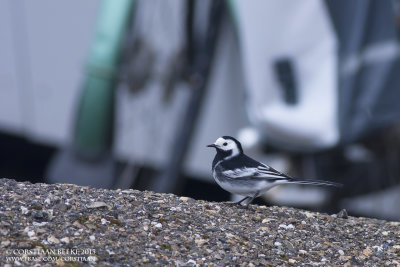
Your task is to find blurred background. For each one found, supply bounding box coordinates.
[1,0,400,220]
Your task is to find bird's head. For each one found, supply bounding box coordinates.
[207,136,243,158]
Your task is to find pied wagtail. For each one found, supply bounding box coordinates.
[207,136,342,206]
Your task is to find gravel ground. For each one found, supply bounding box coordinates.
[0,178,399,266]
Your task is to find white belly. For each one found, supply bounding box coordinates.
[213,170,282,197]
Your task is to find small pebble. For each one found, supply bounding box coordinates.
[337,209,348,219]
[20,206,29,215]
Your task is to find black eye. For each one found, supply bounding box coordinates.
[223,142,228,146]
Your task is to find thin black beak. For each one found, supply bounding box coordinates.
[207,144,217,148]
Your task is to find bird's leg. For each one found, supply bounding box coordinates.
[245,192,259,208]
[236,196,250,205]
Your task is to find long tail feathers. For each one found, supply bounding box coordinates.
[289,179,343,188]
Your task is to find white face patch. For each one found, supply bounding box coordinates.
[213,137,240,158]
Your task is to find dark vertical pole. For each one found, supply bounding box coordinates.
[151,0,225,193]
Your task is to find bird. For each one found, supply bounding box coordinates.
[207,136,342,206]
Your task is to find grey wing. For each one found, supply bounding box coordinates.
[221,167,259,179]
[222,165,292,181]
[256,165,293,181]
